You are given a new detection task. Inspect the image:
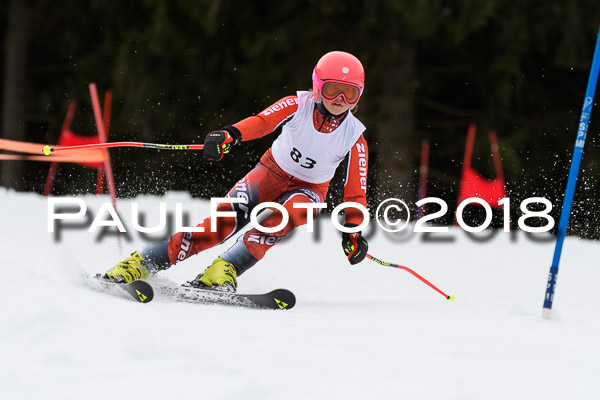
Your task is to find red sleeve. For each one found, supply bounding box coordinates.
[343,134,369,226]
[233,96,299,141]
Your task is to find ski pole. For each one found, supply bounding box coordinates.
[42,141,204,155]
[366,253,455,300]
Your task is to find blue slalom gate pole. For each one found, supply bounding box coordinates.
[542,27,600,319]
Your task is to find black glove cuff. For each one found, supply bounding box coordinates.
[221,125,242,145]
[343,223,361,236]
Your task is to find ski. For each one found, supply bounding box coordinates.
[94,274,154,303]
[153,283,296,310]
[92,274,294,309]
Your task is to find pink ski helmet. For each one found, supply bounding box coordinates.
[312,51,365,107]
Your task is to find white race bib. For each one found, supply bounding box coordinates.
[271,91,366,184]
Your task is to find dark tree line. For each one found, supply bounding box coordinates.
[2,0,600,237]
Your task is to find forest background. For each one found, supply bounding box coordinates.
[2,0,600,238]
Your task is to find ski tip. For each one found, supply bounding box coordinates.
[446,295,455,301]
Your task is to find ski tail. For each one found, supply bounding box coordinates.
[247,289,296,310]
[94,274,154,303]
[121,280,154,303]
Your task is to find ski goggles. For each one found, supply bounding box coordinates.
[313,73,363,106]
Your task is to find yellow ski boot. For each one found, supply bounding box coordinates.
[105,251,149,283]
[188,257,238,292]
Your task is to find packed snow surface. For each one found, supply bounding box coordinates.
[1,188,598,399]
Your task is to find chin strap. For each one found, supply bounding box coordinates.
[316,101,348,119]
[314,102,349,133]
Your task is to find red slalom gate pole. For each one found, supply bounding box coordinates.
[42,141,204,155]
[366,254,455,301]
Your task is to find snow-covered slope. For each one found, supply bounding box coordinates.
[1,188,598,399]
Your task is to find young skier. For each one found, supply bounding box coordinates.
[103,51,370,291]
